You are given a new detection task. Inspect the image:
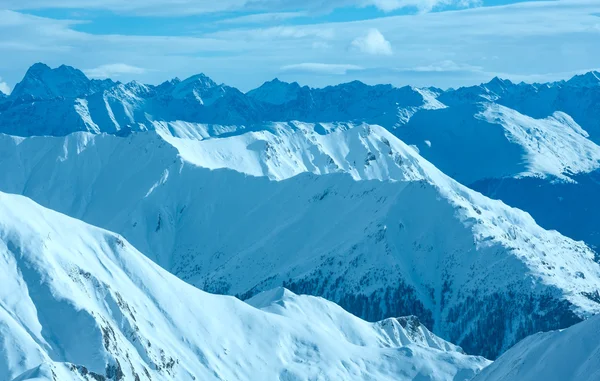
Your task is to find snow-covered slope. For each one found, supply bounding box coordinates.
[0,191,490,381]
[153,121,429,181]
[472,314,600,381]
[470,170,600,250]
[2,63,600,360]
[395,101,600,184]
[476,104,600,180]
[392,80,600,249]
[0,123,599,359]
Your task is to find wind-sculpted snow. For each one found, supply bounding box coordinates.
[472,314,600,381]
[0,123,598,359]
[0,191,490,381]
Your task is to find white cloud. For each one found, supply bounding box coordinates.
[211,25,335,40]
[281,63,363,75]
[351,29,393,55]
[367,0,481,13]
[85,63,146,78]
[0,78,11,95]
[403,60,483,73]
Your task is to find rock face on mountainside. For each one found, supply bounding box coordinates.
[0,122,598,360]
[0,191,489,381]
[472,314,600,381]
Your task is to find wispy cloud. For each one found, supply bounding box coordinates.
[399,60,483,73]
[85,63,146,78]
[218,12,307,25]
[369,0,481,13]
[351,29,393,55]
[3,0,480,16]
[281,63,363,75]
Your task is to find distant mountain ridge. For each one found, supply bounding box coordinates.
[1,63,599,136]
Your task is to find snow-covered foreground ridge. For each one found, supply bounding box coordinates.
[0,122,599,359]
[0,191,490,381]
[472,314,600,381]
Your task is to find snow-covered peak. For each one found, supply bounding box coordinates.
[473,314,600,381]
[173,73,218,91]
[566,70,600,87]
[246,78,303,105]
[169,73,225,105]
[10,63,109,101]
[483,76,514,95]
[0,191,489,381]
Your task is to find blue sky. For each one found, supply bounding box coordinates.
[0,0,599,93]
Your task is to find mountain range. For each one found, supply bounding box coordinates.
[1,63,599,250]
[1,63,599,380]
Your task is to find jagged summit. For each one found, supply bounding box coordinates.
[9,62,114,101]
[179,72,219,88]
[483,76,515,94]
[168,72,225,105]
[247,77,304,105]
[566,70,600,87]
[155,77,182,91]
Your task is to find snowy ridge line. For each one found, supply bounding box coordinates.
[0,122,599,359]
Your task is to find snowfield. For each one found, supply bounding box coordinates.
[473,314,600,381]
[0,122,598,359]
[0,191,490,381]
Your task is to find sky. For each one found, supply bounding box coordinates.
[0,0,599,93]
